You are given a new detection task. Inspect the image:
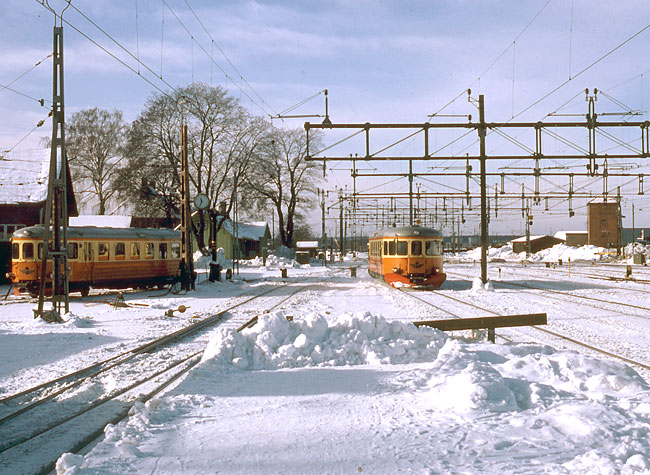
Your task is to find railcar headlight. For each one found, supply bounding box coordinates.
[392,267,403,274]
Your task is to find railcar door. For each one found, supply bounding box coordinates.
[81,242,93,280]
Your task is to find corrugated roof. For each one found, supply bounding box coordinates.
[0,148,49,204]
[221,218,269,241]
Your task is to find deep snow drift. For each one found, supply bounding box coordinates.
[57,310,650,474]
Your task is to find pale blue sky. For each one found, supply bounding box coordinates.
[2,0,650,235]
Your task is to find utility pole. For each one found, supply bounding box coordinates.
[35,22,71,322]
[320,188,327,266]
[478,95,488,284]
[409,159,414,225]
[339,191,344,260]
[179,123,195,290]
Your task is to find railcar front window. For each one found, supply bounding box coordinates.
[12,243,19,259]
[426,240,442,256]
[397,241,408,256]
[411,241,422,256]
[384,241,388,255]
[67,243,78,260]
[22,242,34,259]
[388,241,396,255]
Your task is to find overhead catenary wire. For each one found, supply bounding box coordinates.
[161,0,274,117]
[0,53,52,99]
[1,116,49,156]
[182,0,278,117]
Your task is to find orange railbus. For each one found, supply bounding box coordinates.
[8,225,182,297]
[368,225,446,289]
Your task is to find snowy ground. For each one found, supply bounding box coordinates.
[1,247,650,474]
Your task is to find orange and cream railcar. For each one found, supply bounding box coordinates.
[368,225,446,289]
[9,225,182,297]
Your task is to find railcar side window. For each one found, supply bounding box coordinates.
[98,242,109,260]
[397,241,408,256]
[115,242,125,260]
[145,242,154,259]
[388,241,396,255]
[12,243,19,259]
[171,242,181,259]
[159,243,168,259]
[37,242,52,260]
[411,241,422,256]
[131,243,140,259]
[426,240,442,256]
[67,243,78,260]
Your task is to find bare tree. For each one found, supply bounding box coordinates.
[116,83,265,242]
[244,127,322,248]
[66,108,126,214]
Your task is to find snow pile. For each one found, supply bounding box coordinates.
[54,313,650,474]
[527,243,606,263]
[200,311,448,370]
[624,241,650,257]
[471,277,494,292]
[56,453,84,474]
[458,243,608,263]
[62,312,95,328]
[457,243,518,262]
[194,247,230,268]
[271,245,295,259]
[239,246,298,268]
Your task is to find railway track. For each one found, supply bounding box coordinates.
[396,279,650,375]
[0,282,310,475]
[447,269,650,322]
[496,263,650,290]
[396,288,513,343]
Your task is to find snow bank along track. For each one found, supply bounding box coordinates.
[397,279,650,375]
[0,282,310,475]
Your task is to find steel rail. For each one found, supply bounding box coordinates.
[396,288,513,342]
[496,264,650,293]
[0,283,312,473]
[398,276,650,371]
[0,284,288,421]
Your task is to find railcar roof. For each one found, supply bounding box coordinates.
[12,225,180,240]
[371,225,442,238]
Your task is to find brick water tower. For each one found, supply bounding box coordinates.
[587,201,620,248]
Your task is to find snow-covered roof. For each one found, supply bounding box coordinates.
[511,235,547,243]
[221,218,269,241]
[554,230,587,240]
[69,215,132,228]
[0,148,49,204]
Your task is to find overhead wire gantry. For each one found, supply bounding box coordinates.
[305,89,650,284]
